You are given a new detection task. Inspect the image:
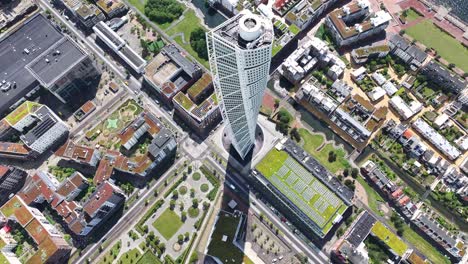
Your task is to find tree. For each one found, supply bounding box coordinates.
[181,211,187,222]
[179,201,185,211]
[178,234,184,244]
[399,29,405,36]
[170,200,176,210]
[343,168,349,177]
[290,127,301,142]
[192,198,199,208]
[145,0,184,24]
[351,168,359,179]
[448,63,456,69]
[142,225,149,233]
[184,232,190,241]
[274,99,280,109]
[172,190,178,199]
[328,151,336,162]
[190,28,208,60]
[203,201,210,210]
[190,188,195,198]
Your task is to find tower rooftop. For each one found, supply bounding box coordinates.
[212,11,273,50]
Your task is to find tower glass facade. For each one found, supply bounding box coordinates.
[206,11,273,159]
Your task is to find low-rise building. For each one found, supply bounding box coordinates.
[144,45,202,103]
[412,118,461,160]
[173,74,221,136]
[0,14,100,116]
[93,21,146,73]
[325,0,391,47]
[76,3,106,28]
[389,95,423,120]
[55,140,101,167]
[96,0,128,18]
[284,0,339,30]
[281,36,344,84]
[367,86,386,101]
[351,44,390,64]
[420,60,466,94]
[388,34,427,70]
[1,101,69,156]
[412,212,465,261]
[69,181,125,236]
[0,166,27,206]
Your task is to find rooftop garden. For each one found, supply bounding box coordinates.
[174,93,194,111]
[5,101,40,126]
[371,221,408,256]
[187,74,211,99]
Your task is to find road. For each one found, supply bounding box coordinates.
[74,157,187,264]
[205,157,329,264]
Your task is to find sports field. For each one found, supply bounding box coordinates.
[406,20,468,72]
[256,149,347,234]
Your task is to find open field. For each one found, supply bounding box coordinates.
[404,8,422,22]
[137,251,162,264]
[166,10,209,68]
[128,0,146,12]
[207,213,252,264]
[256,149,347,234]
[152,208,183,240]
[356,177,384,214]
[298,129,350,173]
[117,248,141,264]
[371,222,408,256]
[406,20,468,72]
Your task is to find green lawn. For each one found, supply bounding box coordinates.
[152,209,183,240]
[128,0,147,12]
[371,222,408,256]
[406,20,468,72]
[207,213,246,264]
[404,8,422,22]
[137,251,162,264]
[356,177,384,214]
[0,253,9,264]
[298,128,350,173]
[166,10,209,68]
[289,24,300,35]
[256,149,346,234]
[98,240,121,264]
[117,248,142,264]
[173,35,209,69]
[166,10,205,42]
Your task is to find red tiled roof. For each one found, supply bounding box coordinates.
[398,196,410,206]
[55,140,97,164]
[83,182,117,217]
[0,142,30,155]
[68,219,85,234]
[54,200,79,224]
[391,188,403,199]
[402,129,413,139]
[56,172,86,197]
[25,218,49,244]
[0,165,10,178]
[80,101,96,115]
[26,235,70,264]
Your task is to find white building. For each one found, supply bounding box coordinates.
[412,118,461,161]
[389,96,422,120]
[368,86,386,101]
[207,11,273,159]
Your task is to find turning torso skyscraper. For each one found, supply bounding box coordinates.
[206,10,273,159]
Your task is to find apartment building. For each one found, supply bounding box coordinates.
[0,166,27,206]
[325,0,391,47]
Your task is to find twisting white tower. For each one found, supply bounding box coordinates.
[206,10,273,159]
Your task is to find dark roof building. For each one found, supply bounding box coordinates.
[0,14,99,115]
[0,166,27,206]
[421,60,466,94]
[388,34,427,69]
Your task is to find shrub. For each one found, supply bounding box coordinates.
[190,28,208,60]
